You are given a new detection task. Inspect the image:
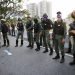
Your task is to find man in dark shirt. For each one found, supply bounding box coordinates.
[52,11,66,63]
[69,10,75,65]
[1,19,10,47]
[15,18,24,47]
[42,13,53,55]
[34,18,41,51]
[26,16,34,49]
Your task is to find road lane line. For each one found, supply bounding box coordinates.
[4,50,12,56]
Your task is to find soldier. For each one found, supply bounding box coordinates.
[69,10,75,65]
[15,18,24,47]
[42,13,53,55]
[26,16,34,49]
[40,18,44,46]
[52,11,66,63]
[34,18,41,51]
[66,32,72,53]
[1,19,10,47]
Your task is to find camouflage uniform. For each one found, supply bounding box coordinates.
[53,20,66,63]
[26,17,34,48]
[42,14,53,55]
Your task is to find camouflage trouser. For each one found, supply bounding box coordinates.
[27,31,34,47]
[16,31,24,40]
[54,35,64,56]
[35,33,40,43]
[43,30,52,49]
[72,37,75,54]
[40,30,43,45]
[34,33,40,49]
[2,33,9,45]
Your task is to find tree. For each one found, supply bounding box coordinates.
[0,0,22,19]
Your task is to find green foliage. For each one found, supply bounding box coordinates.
[6,17,17,26]
[18,0,22,2]
[0,0,22,19]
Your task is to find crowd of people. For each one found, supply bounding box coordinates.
[0,10,75,66]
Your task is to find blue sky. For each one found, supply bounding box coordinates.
[22,0,75,18]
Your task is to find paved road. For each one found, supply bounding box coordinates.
[0,36,75,75]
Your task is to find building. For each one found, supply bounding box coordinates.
[26,0,52,19]
[38,0,52,19]
[27,3,38,17]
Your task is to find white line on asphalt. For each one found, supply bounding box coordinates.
[65,53,73,57]
[4,50,12,56]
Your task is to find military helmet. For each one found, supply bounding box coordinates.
[43,13,48,18]
[57,11,61,14]
[34,18,38,23]
[18,18,22,21]
[57,11,62,18]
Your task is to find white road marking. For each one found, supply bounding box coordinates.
[4,50,12,56]
[65,53,73,57]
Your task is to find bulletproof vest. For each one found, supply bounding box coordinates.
[69,21,75,36]
[17,23,24,31]
[42,19,52,30]
[26,21,33,30]
[34,23,40,33]
[1,23,8,33]
[70,21,75,30]
[54,21,64,35]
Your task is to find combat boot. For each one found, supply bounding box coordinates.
[60,56,65,63]
[20,40,23,47]
[15,40,18,47]
[69,54,75,65]
[43,48,48,53]
[49,47,53,55]
[53,54,60,59]
[35,43,40,51]
[30,43,34,49]
[2,40,6,47]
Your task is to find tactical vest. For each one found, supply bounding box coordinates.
[26,21,33,30]
[34,23,41,33]
[17,23,24,31]
[42,19,52,30]
[1,23,8,33]
[69,21,75,36]
[54,21,65,35]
